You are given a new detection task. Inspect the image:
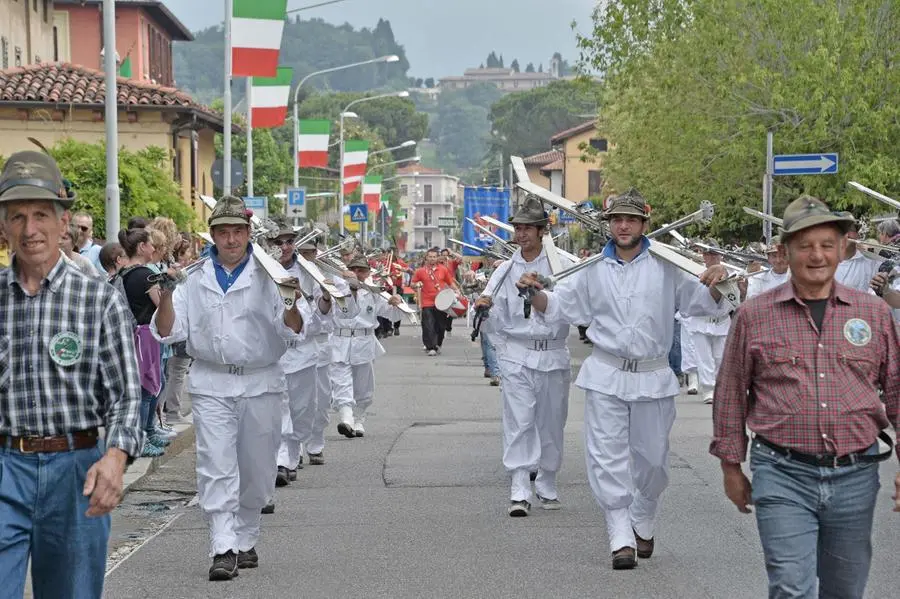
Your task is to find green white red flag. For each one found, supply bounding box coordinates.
[250,67,292,128]
[342,140,369,195]
[362,175,383,212]
[297,120,331,168]
[231,0,288,77]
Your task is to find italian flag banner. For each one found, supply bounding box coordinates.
[363,175,383,212]
[297,120,331,167]
[250,67,292,128]
[342,140,369,195]
[231,0,288,77]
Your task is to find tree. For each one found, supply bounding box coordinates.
[577,0,900,239]
[46,139,195,235]
[486,52,500,68]
[511,59,520,73]
[415,77,424,88]
[525,62,536,73]
[499,54,505,68]
[433,92,491,170]
[424,77,435,89]
[538,63,543,73]
[489,79,601,159]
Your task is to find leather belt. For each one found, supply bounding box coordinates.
[508,337,567,351]
[335,328,370,338]
[755,432,894,468]
[0,428,99,454]
[198,361,269,376]
[592,348,670,373]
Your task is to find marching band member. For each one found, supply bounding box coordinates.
[268,223,336,488]
[331,255,403,438]
[684,241,731,405]
[475,195,573,517]
[516,190,728,570]
[152,196,309,581]
[835,214,882,291]
[411,249,458,356]
[745,239,790,298]
[679,314,699,395]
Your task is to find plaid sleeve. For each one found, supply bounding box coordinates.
[879,315,900,461]
[710,305,753,463]
[98,289,144,457]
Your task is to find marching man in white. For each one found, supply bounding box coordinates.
[684,241,731,405]
[152,196,310,582]
[516,190,728,570]
[331,255,403,438]
[474,194,573,517]
[745,239,790,298]
[268,223,338,488]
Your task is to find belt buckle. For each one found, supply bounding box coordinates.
[621,358,639,373]
[18,437,36,454]
[533,339,548,351]
[228,365,244,376]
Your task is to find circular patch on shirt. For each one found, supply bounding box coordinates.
[366,305,374,313]
[49,331,83,366]
[843,318,872,347]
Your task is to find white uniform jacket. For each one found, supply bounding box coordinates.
[535,240,723,400]
[481,249,572,372]
[279,260,338,374]
[331,287,400,366]
[836,251,882,292]
[151,255,306,397]
[746,269,790,299]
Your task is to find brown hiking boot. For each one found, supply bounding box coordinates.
[612,546,637,570]
[634,529,654,559]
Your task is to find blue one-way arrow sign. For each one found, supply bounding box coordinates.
[773,153,838,176]
[349,203,368,222]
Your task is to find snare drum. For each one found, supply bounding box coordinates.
[435,288,469,318]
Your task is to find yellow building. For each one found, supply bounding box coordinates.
[522,150,563,196]
[549,120,609,203]
[0,62,230,223]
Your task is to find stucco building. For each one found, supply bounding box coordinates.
[394,165,460,251]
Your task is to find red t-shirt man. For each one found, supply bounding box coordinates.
[411,251,457,308]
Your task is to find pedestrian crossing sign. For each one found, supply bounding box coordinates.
[349,203,368,222]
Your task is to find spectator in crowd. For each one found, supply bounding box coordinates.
[60,221,101,278]
[159,232,196,425]
[72,211,103,271]
[0,227,11,268]
[99,242,127,279]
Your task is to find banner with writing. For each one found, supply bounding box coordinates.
[462,186,511,257]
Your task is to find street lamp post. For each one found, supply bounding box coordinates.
[338,90,410,236]
[291,55,400,189]
[369,140,416,158]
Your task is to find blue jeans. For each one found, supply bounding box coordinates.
[668,319,682,375]
[481,332,499,377]
[749,440,880,599]
[0,441,111,599]
[140,387,158,434]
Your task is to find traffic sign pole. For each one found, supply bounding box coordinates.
[764,131,773,245]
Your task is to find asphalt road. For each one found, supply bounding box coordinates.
[101,327,900,599]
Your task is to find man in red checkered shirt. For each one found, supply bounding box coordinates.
[711,195,900,599]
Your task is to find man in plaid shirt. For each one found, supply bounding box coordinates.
[0,151,143,599]
[711,194,900,599]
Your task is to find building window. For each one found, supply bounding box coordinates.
[400,184,408,197]
[423,184,433,202]
[588,170,604,197]
[423,208,432,226]
[52,26,58,61]
[424,231,432,248]
[14,47,22,67]
[33,0,37,11]
[589,138,608,152]
[1,38,7,69]
[42,0,48,22]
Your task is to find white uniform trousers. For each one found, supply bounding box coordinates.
[689,332,726,391]
[192,392,281,558]
[500,359,571,502]
[277,366,318,470]
[679,324,697,374]
[584,392,676,553]
[307,363,332,455]
[331,361,376,424]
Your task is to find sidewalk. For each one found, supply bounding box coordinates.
[123,418,196,494]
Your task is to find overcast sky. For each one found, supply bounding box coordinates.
[164,0,599,77]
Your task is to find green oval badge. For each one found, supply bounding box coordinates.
[49,331,83,366]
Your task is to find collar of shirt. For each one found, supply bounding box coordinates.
[511,247,546,265]
[7,251,68,294]
[211,244,253,294]
[601,236,650,263]
[771,279,853,306]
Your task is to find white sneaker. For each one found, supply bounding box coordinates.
[686,372,699,395]
[337,406,355,438]
[427,349,437,356]
[703,391,714,405]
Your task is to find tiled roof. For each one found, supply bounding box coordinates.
[0,63,226,128]
[541,158,564,172]
[523,150,563,166]
[550,120,597,144]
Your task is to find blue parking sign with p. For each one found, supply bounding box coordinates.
[288,188,305,206]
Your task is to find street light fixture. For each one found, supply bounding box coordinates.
[338,90,412,235]
[369,140,417,158]
[291,55,400,188]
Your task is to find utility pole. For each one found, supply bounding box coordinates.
[102,0,119,240]
[763,131,774,244]
[223,0,233,195]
